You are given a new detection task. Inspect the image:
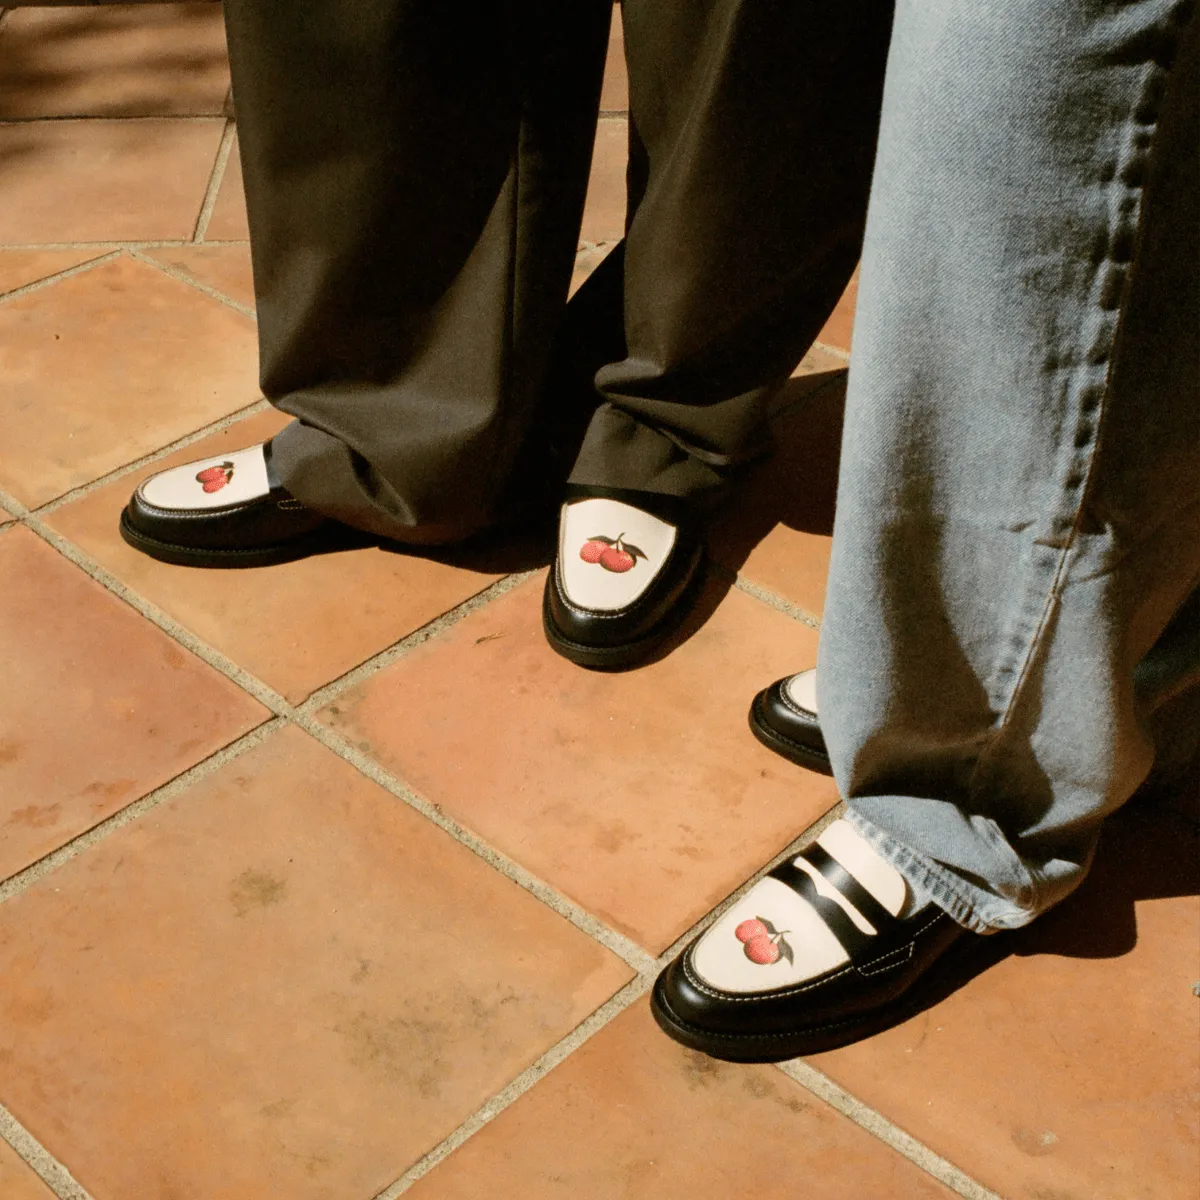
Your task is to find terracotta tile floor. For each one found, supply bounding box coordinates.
[0,7,1195,1199]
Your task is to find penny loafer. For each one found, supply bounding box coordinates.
[120,442,345,568]
[542,487,706,669]
[651,819,969,1061]
[749,669,831,775]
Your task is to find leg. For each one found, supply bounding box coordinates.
[653,0,1199,1060]
[542,0,895,668]
[823,0,1199,931]
[222,0,612,543]
[568,0,895,506]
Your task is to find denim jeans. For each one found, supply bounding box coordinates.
[819,0,1200,932]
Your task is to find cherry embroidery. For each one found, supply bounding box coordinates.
[195,462,235,494]
[578,533,648,574]
[735,916,794,966]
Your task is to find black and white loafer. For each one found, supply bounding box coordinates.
[651,819,969,1061]
[749,668,831,775]
[120,443,341,568]
[543,488,706,669]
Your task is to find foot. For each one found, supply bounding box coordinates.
[749,668,831,775]
[651,819,968,1061]
[542,489,706,669]
[120,443,344,567]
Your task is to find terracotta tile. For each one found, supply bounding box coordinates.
[600,6,628,113]
[710,372,846,618]
[204,130,249,240]
[408,999,957,1200]
[0,255,258,507]
[580,117,627,247]
[141,243,256,309]
[0,526,266,881]
[0,4,229,119]
[815,268,859,355]
[46,409,511,703]
[0,249,108,297]
[0,1140,54,1200]
[793,344,848,377]
[813,803,1200,1200]
[0,727,632,1199]
[0,118,224,244]
[317,576,838,952]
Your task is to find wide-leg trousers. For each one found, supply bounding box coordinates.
[822,0,1199,932]
[220,0,893,542]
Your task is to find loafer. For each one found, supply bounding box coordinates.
[120,443,345,567]
[651,819,969,1061]
[749,669,831,775]
[542,487,706,669]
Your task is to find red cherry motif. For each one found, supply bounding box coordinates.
[735,918,769,944]
[600,544,636,573]
[745,937,781,965]
[579,533,647,573]
[196,461,234,494]
[736,915,793,966]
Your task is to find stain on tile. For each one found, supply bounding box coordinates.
[0,727,631,1199]
[406,1000,958,1200]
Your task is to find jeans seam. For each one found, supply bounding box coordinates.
[964,26,1187,894]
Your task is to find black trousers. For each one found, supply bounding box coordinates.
[222,0,893,542]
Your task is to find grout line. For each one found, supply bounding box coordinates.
[192,118,237,243]
[0,1102,96,1200]
[291,713,658,975]
[810,338,852,363]
[371,976,650,1198]
[10,523,652,973]
[19,516,292,715]
[0,249,121,305]
[128,244,255,319]
[31,395,270,516]
[732,575,822,631]
[0,240,250,251]
[775,1060,1005,1200]
[0,719,285,904]
[295,571,537,713]
[0,114,230,126]
[0,483,28,519]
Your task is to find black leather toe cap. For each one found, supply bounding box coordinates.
[543,531,705,668]
[748,677,831,774]
[121,486,336,567]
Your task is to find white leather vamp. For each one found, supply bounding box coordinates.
[138,445,271,511]
[690,820,909,994]
[784,668,819,715]
[557,498,677,612]
[691,876,849,993]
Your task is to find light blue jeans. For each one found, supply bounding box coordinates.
[819,0,1200,932]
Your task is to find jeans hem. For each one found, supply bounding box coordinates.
[843,808,1039,934]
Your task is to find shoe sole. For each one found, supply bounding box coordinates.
[541,548,707,670]
[119,510,354,569]
[649,975,910,1061]
[748,691,833,776]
